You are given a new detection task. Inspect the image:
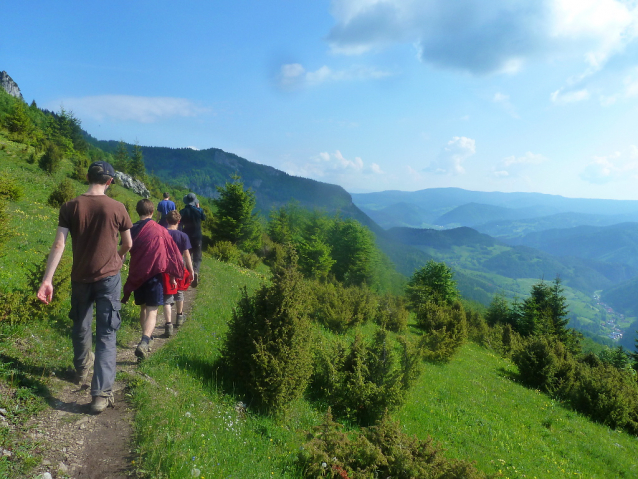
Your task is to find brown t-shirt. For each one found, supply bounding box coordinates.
[59,194,133,283]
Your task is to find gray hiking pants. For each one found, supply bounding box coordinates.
[69,273,122,397]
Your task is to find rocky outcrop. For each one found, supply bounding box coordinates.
[114,172,150,198]
[0,71,23,100]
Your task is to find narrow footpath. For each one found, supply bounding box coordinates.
[27,287,197,479]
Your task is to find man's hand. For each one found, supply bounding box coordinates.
[37,281,54,304]
[170,277,177,288]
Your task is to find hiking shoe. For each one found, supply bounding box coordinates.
[165,322,174,337]
[75,351,95,385]
[90,395,114,413]
[175,313,185,328]
[192,272,199,288]
[135,341,151,360]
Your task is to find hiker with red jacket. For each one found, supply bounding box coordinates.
[162,209,194,337]
[123,199,183,359]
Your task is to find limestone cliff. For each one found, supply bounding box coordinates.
[0,71,23,100]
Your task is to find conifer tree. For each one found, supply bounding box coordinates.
[129,142,146,179]
[112,141,130,173]
[5,100,33,141]
[212,174,262,252]
[327,218,376,286]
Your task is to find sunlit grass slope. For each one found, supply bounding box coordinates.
[399,344,638,478]
[133,258,638,479]
[131,259,320,478]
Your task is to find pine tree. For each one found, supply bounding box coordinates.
[212,175,262,252]
[5,100,33,141]
[129,142,146,179]
[112,141,130,173]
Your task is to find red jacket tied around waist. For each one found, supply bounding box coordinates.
[122,220,184,303]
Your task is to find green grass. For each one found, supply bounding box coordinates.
[132,258,322,478]
[132,258,638,479]
[398,343,638,478]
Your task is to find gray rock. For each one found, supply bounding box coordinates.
[58,462,69,473]
[114,172,150,198]
[42,473,53,479]
[0,71,23,100]
[0,408,7,416]
[1,448,12,457]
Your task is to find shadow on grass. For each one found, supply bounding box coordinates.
[170,352,263,412]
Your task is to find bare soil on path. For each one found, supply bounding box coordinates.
[26,288,196,479]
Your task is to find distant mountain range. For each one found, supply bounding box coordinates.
[85,136,638,343]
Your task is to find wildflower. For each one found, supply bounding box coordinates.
[322,462,327,468]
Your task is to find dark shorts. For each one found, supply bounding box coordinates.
[134,275,164,306]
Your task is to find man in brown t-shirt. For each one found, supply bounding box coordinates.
[38,161,133,413]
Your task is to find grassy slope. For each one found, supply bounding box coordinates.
[133,258,638,479]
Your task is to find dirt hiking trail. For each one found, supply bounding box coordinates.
[26,288,197,479]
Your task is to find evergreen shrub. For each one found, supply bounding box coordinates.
[0,201,11,248]
[208,240,241,264]
[374,293,409,332]
[312,330,422,425]
[47,178,76,208]
[70,155,90,181]
[0,174,22,201]
[309,282,377,333]
[416,301,467,362]
[238,251,260,270]
[299,409,488,478]
[568,363,638,434]
[512,336,577,395]
[221,259,314,413]
[38,142,63,174]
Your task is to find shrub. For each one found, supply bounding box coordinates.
[0,201,12,249]
[38,142,63,174]
[416,301,467,362]
[569,362,638,434]
[298,409,488,479]
[308,282,378,333]
[48,178,76,208]
[466,308,488,345]
[238,251,260,270]
[312,330,422,425]
[70,155,90,182]
[207,240,241,264]
[0,174,23,201]
[375,293,409,332]
[221,259,314,413]
[512,336,577,395]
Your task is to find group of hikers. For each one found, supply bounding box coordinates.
[36,161,206,413]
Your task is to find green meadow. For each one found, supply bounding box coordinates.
[131,258,638,478]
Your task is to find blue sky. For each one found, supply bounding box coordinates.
[3,0,638,199]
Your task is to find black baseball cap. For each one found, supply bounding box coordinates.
[88,161,116,177]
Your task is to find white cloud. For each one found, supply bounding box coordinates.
[49,95,209,123]
[581,146,638,184]
[550,88,591,104]
[494,151,548,177]
[282,150,383,185]
[425,136,476,175]
[600,67,638,105]
[327,0,638,75]
[278,63,394,90]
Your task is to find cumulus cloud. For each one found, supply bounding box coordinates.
[580,146,638,184]
[326,0,638,75]
[493,151,548,177]
[50,95,209,123]
[282,150,383,183]
[278,63,394,90]
[425,136,476,175]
